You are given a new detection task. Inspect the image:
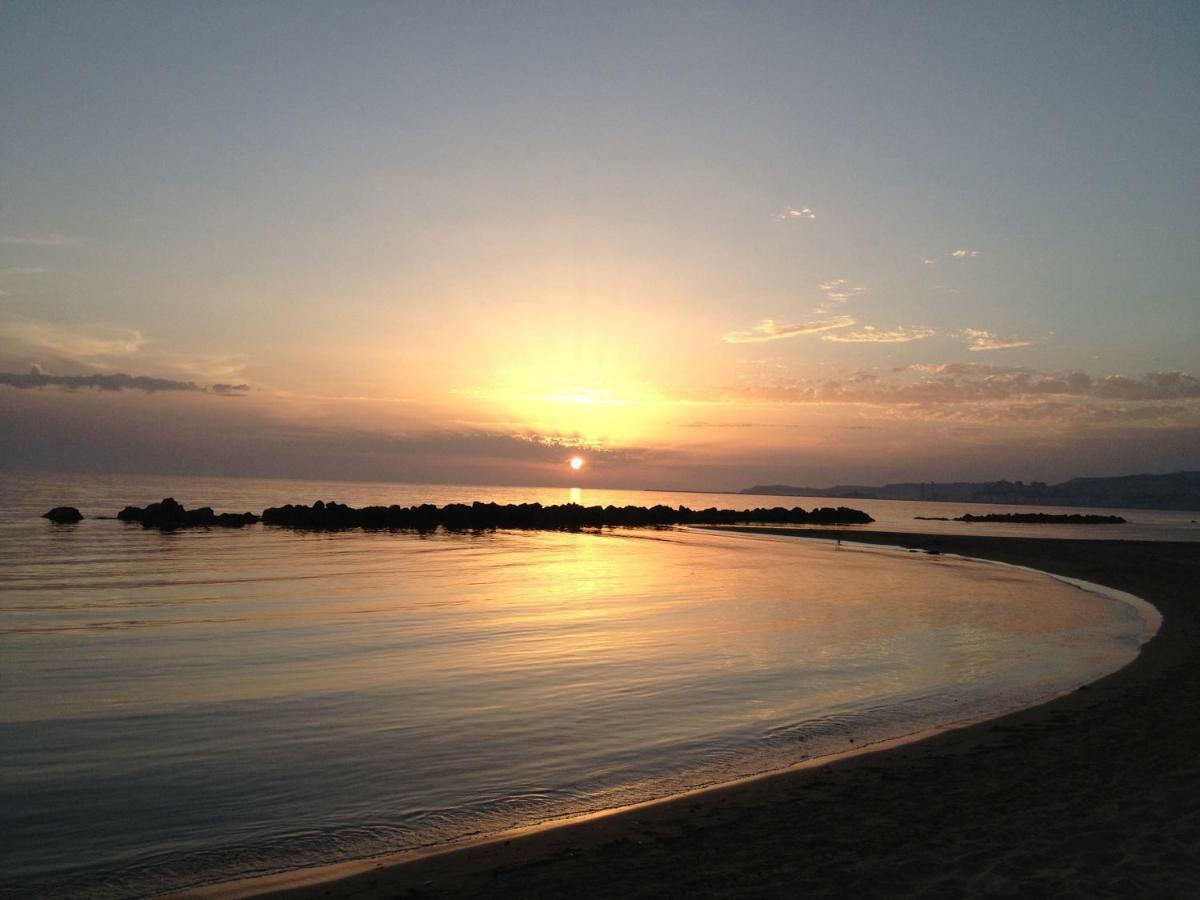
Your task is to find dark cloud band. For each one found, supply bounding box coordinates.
[0,370,248,395]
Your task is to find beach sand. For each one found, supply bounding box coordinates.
[197,531,1200,899]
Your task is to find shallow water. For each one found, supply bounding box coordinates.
[0,474,1161,897]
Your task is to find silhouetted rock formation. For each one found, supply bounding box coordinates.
[117,498,260,530]
[261,500,874,532]
[42,506,83,523]
[952,513,1126,524]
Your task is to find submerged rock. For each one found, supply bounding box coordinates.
[42,506,83,524]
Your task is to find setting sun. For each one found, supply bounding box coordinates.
[569,456,585,471]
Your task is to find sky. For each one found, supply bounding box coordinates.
[1,1,1198,490]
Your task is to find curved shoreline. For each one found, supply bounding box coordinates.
[173,530,1194,899]
[711,528,1163,646]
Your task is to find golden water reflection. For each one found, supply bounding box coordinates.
[0,522,1148,897]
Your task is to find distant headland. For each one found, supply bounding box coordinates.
[47,498,875,532]
[741,470,1200,512]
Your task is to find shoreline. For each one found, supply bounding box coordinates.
[700,527,1163,645]
[174,530,1199,899]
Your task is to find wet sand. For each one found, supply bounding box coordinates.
[217,531,1200,899]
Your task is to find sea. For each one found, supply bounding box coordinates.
[0,473,1189,898]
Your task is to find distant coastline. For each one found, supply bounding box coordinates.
[737,470,1200,512]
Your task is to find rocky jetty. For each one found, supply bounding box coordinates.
[117,498,260,530]
[956,512,1126,524]
[916,512,1126,524]
[260,500,873,532]
[42,506,83,524]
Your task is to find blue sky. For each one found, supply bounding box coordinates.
[2,1,1198,487]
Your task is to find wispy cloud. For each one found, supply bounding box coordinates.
[822,325,936,343]
[816,278,865,308]
[0,234,79,246]
[0,267,52,275]
[774,207,816,222]
[0,317,144,359]
[722,316,855,344]
[962,328,1034,351]
[910,362,1028,377]
[922,249,981,265]
[725,278,868,343]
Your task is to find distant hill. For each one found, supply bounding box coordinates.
[740,471,1200,512]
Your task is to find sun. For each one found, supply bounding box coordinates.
[568,456,584,471]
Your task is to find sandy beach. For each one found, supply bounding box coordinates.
[196,530,1199,899]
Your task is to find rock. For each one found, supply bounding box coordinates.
[139,497,188,529]
[260,500,875,532]
[42,506,83,524]
[955,512,1126,524]
[115,498,261,530]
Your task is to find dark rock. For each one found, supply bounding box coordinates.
[954,513,1126,524]
[42,506,83,524]
[260,500,875,533]
[111,497,873,534]
[214,512,258,528]
[115,498,261,530]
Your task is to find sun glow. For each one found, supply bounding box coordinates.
[569,456,584,470]
[461,364,671,446]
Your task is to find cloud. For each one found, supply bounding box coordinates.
[0,267,52,275]
[0,234,78,246]
[924,250,980,265]
[0,317,144,359]
[962,328,1034,351]
[0,368,200,392]
[727,363,1200,411]
[211,383,250,396]
[910,362,1028,377]
[816,278,865,307]
[0,381,661,483]
[1090,371,1200,401]
[0,366,251,395]
[726,279,869,343]
[774,207,816,222]
[822,325,936,344]
[722,316,855,344]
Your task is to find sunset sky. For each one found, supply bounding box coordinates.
[2,2,1197,489]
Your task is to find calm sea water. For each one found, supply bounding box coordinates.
[0,474,1170,898]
